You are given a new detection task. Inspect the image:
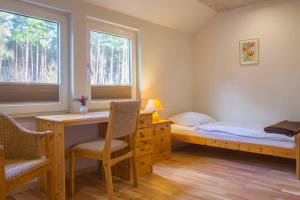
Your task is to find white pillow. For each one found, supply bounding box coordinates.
[169,112,216,127]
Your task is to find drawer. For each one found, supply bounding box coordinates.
[136,154,152,177]
[136,127,153,140]
[153,134,170,146]
[138,114,152,129]
[153,122,171,136]
[135,139,153,156]
[153,151,171,163]
[153,143,171,154]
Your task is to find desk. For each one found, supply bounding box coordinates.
[36,112,110,200]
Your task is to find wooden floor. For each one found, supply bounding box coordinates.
[8,145,300,200]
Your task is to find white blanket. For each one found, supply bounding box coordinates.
[196,122,295,142]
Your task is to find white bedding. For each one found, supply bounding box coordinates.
[172,123,296,149]
[196,122,295,142]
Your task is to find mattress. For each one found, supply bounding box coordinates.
[171,123,296,149]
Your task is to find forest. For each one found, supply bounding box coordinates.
[0,10,131,86]
[90,31,131,86]
[0,10,58,84]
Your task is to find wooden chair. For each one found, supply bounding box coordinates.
[0,112,55,200]
[69,100,141,199]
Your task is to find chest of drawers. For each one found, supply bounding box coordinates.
[112,114,172,178]
[153,120,172,164]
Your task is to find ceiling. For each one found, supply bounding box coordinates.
[85,0,269,34]
[198,0,269,12]
[84,0,216,34]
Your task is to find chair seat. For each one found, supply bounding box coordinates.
[74,139,128,156]
[5,158,50,183]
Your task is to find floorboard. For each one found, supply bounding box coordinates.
[8,145,300,200]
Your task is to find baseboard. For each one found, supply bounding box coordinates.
[172,141,188,149]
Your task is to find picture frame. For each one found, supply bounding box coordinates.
[240,38,259,65]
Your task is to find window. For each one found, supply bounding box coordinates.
[0,0,68,115]
[0,10,59,103]
[90,31,131,86]
[88,19,138,101]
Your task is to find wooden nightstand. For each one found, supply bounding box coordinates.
[152,120,172,163]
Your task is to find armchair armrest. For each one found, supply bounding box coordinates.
[9,117,53,138]
[19,128,54,138]
[0,113,54,159]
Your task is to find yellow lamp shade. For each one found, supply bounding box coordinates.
[144,99,164,112]
[144,99,164,122]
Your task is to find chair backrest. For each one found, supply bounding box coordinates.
[107,100,141,139]
[0,112,40,159]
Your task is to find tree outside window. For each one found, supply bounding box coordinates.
[0,10,59,84]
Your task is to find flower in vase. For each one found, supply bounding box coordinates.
[74,96,89,106]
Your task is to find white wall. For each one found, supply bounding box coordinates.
[15,0,194,117]
[10,0,194,170]
[193,0,300,124]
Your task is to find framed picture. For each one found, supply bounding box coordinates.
[240,38,259,65]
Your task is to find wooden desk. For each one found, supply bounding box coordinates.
[36,112,110,200]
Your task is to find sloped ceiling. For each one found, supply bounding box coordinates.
[84,0,217,34]
[198,0,269,12]
[84,0,270,34]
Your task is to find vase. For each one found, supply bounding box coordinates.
[80,105,88,114]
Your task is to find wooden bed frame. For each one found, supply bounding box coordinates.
[172,131,300,179]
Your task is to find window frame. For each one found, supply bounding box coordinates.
[86,18,139,109]
[0,0,69,115]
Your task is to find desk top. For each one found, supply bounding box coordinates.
[36,112,110,126]
[35,111,152,126]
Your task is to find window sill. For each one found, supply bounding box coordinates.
[89,98,136,110]
[0,101,68,116]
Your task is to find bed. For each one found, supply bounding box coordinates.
[170,113,300,179]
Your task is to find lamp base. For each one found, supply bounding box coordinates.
[152,111,160,123]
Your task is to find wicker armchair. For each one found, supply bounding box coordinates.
[0,112,55,200]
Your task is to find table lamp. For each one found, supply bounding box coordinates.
[144,99,164,122]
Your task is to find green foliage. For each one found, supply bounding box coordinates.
[90,31,131,85]
[0,10,58,83]
[0,10,131,85]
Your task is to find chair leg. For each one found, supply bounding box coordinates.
[0,147,6,200]
[296,150,300,180]
[103,162,114,200]
[296,134,300,180]
[0,180,5,200]
[46,169,55,200]
[98,161,104,180]
[0,188,5,200]
[69,149,76,197]
[130,157,138,187]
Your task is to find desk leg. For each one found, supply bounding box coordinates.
[38,120,66,200]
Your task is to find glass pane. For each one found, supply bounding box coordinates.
[90,31,131,86]
[0,10,59,84]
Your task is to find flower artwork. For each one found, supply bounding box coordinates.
[240,39,259,65]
